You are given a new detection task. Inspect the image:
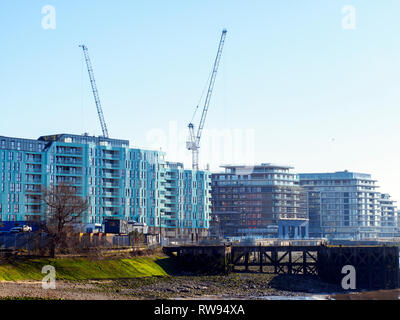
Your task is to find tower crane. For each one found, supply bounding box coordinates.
[79,44,110,138]
[186,29,227,170]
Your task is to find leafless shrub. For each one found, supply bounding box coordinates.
[40,183,88,257]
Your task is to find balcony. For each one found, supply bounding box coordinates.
[102,152,120,160]
[26,156,42,163]
[102,192,120,197]
[25,165,42,173]
[103,173,120,179]
[56,177,82,185]
[56,147,82,155]
[103,209,121,216]
[25,187,41,194]
[56,170,82,176]
[103,201,121,207]
[25,209,42,214]
[103,183,120,188]
[56,161,83,166]
[26,178,42,184]
[102,162,120,169]
[166,198,178,205]
[56,156,83,166]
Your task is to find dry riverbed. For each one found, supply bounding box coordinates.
[0,273,344,300]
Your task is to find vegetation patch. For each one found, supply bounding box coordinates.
[0,255,175,281]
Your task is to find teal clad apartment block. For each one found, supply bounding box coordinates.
[0,134,211,240]
[163,162,211,239]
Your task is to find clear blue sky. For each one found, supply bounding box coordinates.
[1,1,400,200]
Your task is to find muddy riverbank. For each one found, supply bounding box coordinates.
[95,273,344,299]
[0,273,345,300]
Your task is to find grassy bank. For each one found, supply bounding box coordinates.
[0,255,175,281]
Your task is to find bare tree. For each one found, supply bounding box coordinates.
[41,183,88,257]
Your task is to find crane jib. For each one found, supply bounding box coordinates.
[79,44,110,139]
[187,29,228,170]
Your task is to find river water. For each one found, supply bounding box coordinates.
[328,289,400,300]
[263,290,400,300]
[184,290,400,300]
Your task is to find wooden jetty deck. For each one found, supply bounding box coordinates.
[231,245,319,275]
[163,244,399,290]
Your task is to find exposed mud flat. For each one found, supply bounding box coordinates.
[0,273,344,300]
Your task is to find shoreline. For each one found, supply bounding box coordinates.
[1,254,391,300]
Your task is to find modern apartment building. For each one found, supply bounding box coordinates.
[0,133,211,240]
[162,161,211,240]
[299,171,399,239]
[211,164,308,240]
[377,193,398,238]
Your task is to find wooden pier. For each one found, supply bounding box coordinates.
[231,245,318,275]
[318,245,399,290]
[163,244,400,289]
[163,245,231,273]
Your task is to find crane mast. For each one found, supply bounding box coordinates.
[187,29,227,170]
[79,44,110,138]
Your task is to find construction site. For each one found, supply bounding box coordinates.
[0,30,229,245]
